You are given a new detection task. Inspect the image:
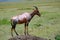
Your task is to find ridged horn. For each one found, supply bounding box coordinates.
[33,6,38,10]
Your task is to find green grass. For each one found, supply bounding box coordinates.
[0,0,60,40]
[55,35,60,40]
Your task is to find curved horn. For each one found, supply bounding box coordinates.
[33,6,38,10]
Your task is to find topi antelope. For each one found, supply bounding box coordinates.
[11,6,41,37]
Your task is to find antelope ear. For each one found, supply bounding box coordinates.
[32,8,36,10]
[32,8,34,10]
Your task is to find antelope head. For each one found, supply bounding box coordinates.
[33,6,41,17]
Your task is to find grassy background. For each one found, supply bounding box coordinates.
[0,0,60,40]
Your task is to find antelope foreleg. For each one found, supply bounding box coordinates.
[24,23,29,35]
[24,23,26,35]
[26,26,29,35]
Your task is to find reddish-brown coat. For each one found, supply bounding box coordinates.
[17,18,27,24]
[11,6,41,37]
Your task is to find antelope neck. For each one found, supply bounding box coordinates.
[30,12,36,19]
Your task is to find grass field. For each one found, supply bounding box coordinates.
[0,0,60,40]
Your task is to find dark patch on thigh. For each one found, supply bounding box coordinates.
[11,20,17,29]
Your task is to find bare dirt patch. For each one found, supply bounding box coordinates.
[9,35,48,40]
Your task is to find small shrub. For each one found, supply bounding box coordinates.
[0,18,10,25]
[55,35,60,40]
